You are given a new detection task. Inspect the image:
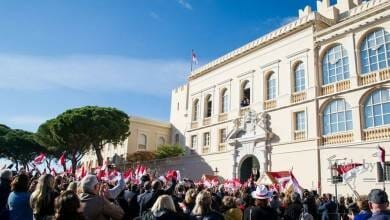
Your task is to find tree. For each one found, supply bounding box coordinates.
[0,124,11,157]
[155,144,185,159]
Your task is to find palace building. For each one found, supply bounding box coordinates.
[170,0,390,195]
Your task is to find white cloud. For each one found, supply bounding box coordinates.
[177,0,192,10]
[0,54,189,96]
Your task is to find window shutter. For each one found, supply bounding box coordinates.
[377,162,384,182]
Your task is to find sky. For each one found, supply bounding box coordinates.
[0,0,321,132]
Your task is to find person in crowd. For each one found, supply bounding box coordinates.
[53,190,85,220]
[221,196,242,220]
[243,185,278,220]
[318,193,337,220]
[7,173,33,220]
[66,181,78,193]
[190,190,224,220]
[30,174,59,220]
[367,189,390,219]
[339,196,349,220]
[79,174,124,220]
[147,194,182,220]
[124,184,140,220]
[0,169,12,219]
[179,188,196,214]
[302,190,318,220]
[284,192,303,220]
[352,195,371,220]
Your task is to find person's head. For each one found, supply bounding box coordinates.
[218,184,225,193]
[175,183,185,196]
[80,175,99,194]
[54,190,81,220]
[55,176,63,187]
[30,174,55,212]
[66,182,78,193]
[0,169,12,181]
[185,188,196,204]
[192,190,213,215]
[368,189,389,213]
[251,185,271,207]
[151,195,176,213]
[11,173,29,192]
[356,195,370,211]
[143,181,151,191]
[291,192,301,203]
[152,180,162,191]
[222,196,236,209]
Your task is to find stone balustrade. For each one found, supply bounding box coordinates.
[359,68,390,86]
[363,127,390,141]
[291,91,307,103]
[294,130,305,141]
[321,132,353,145]
[264,100,277,110]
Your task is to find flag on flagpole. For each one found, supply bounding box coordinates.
[58,153,66,166]
[378,145,385,168]
[337,163,366,181]
[192,50,198,65]
[33,153,46,165]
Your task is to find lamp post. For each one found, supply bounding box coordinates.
[214,167,219,176]
[329,158,346,220]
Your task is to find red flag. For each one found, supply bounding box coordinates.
[378,146,386,168]
[58,153,66,166]
[337,163,366,181]
[51,168,57,176]
[33,153,46,165]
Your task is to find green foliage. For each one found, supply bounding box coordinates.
[155,144,185,159]
[127,150,156,162]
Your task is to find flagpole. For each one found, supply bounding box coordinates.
[191,49,194,72]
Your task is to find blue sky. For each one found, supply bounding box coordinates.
[0,0,320,132]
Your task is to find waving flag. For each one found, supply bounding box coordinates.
[58,153,66,166]
[337,163,366,181]
[378,146,386,168]
[192,50,198,65]
[34,153,46,165]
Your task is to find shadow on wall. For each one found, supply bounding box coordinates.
[125,146,215,181]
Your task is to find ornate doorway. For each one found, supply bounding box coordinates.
[239,155,260,182]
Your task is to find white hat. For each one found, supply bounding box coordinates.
[251,185,272,200]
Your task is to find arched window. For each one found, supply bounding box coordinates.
[241,81,250,107]
[360,28,390,74]
[322,99,353,135]
[175,134,180,145]
[221,89,229,113]
[158,137,165,146]
[267,72,277,100]
[364,88,390,128]
[138,134,147,149]
[192,99,199,121]
[294,62,305,92]
[322,44,349,85]
[205,95,212,118]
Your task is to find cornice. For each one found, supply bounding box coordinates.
[188,13,332,81]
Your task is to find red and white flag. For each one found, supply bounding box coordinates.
[337,163,366,181]
[33,153,46,165]
[58,153,66,166]
[192,50,198,65]
[378,146,386,168]
[267,171,291,189]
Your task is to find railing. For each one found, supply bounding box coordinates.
[218,113,228,122]
[191,121,198,129]
[359,68,390,86]
[294,130,305,141]
[240,106,250,116]
[218,144,226,152]
[202,146,210,154]
[321,80,350,96]
[203,117,211,126]
[321,132,353,145]
[264,100,276,110]
[363,127,390,141]
[291,92,306,103]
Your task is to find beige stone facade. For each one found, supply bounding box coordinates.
[170,0,390,195]
[82,116,171,167]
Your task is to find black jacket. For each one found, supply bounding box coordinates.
[244,206,278,220]
[284,202,303,220]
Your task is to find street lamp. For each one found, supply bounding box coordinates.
[214,167,219,176]
[329,158,346,220]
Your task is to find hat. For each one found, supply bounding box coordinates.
[251,185,272,200]
[80,175,99,193]
[368,189,389,204]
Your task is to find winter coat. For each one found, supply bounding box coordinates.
[223,207,243,220]
[79,192,124,220]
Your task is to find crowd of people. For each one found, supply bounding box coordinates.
[0,167,389,220]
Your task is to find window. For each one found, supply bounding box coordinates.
[361,28,390,74]
[377,162,390,182]
[157,137,165,146]
[203,132,210,146]
[267,72,277,100]
[364,88,390,128]
[322,44,349,85]
[193,99,200,121]
[322,99,353,135]
[191,135,197,149]
[138,134,147,149]
[220,129,227,143]
[295,111,305,131]
[205,95,212,118]
[221,89,229,113]
[294,62,306,92]
[241,81,250,107]
[175,134,180,145]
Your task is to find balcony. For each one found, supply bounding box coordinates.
[240,106,250,116]
[218,113,228,122]
[291,91,306,104]
[203,117,211,126]
[293,130,305,141]
[363,126,390,141]
[218,143,227,152]
[321,80,351,96]
[321,132,353,145]
[202,146,210,154]
[191,121,198,129]
[359,68,390,86]
[264,100,276,110]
